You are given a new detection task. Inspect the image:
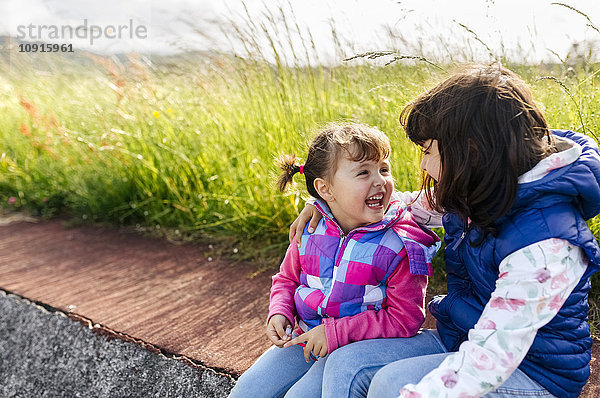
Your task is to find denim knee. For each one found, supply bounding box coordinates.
[367,364,405,398]
[323,347,382,398]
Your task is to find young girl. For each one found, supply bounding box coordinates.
[228,123,440,398]
[290,64,600,398]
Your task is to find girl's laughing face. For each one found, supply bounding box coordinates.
[316,150,394,234]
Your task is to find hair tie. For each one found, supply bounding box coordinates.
[298,165,304,174]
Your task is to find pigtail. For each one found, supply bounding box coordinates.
[275,154,302,192]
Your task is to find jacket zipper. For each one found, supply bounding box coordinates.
[315,215,355,317]
[451,225,467,250]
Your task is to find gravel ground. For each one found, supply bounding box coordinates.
[0,291,235,398]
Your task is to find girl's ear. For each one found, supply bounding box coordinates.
[314,178,334,201]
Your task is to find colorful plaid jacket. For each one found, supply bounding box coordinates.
[295,199,440,331]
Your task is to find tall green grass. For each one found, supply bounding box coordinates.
[1,56,598,247]
[0,3,599,331]
[0,51,434,256]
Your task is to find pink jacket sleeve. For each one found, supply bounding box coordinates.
[267,241,301,326]
[323,251,427,352]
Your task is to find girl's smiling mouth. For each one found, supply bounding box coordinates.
[365,193,384,208]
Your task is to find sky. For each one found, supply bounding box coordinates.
[1,0,599,64]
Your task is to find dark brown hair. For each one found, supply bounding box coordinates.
[400,63,556,238]
[277,122,391,200]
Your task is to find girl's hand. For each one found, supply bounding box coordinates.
[284,324,328,362]
[266,314,292,347]
[289,203,322,246]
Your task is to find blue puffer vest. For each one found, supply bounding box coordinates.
[430,130,600,397]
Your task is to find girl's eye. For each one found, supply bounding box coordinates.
[357,170,368,176]
[380,167,389,173]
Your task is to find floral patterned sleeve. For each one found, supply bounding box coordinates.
[399,238,588,398]
[393,190,444,228]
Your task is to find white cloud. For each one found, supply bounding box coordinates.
[1,0,599,62]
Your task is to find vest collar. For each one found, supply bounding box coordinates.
[312,199,405,235]
[518,135,581,184]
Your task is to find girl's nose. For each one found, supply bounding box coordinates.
[374,173,386,186]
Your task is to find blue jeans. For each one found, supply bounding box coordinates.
[228,344,327,398]
[321,329,554,398]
